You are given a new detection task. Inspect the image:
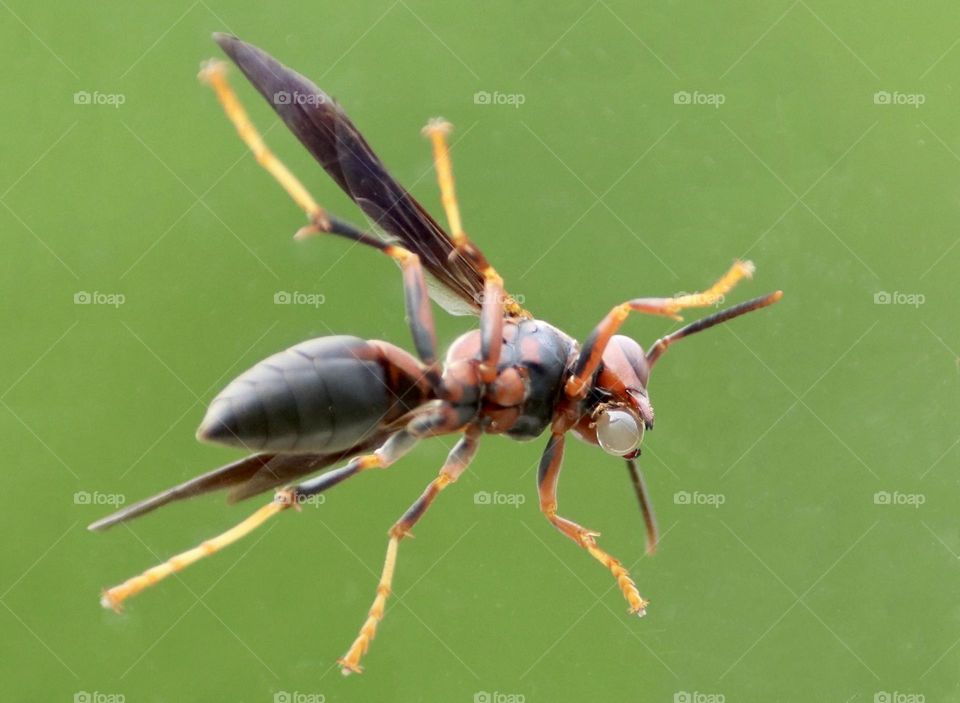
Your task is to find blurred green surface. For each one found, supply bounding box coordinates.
[1,2,958,702]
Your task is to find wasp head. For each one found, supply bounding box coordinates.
[573,335,654,459]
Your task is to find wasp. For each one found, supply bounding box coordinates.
[91,34,782,675]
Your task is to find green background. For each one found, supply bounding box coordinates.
[2,2,957,701]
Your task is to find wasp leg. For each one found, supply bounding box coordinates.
[422,118,514,379]
[421,119,469,256]
[645,290,783,367]
[200,61,443,381]
[537,432,649,616]
[309,239,443,383]
[421,119,525,320]
[312,236,441,383]
[292,431,419,498]
[386,245,439,377]
[100,493,293,612]
[339,429,481,675]
[296,226,443,380]
[477,270,505,383]
[565,260,756,397]
[199,60,331,228]
[99,431,421,611]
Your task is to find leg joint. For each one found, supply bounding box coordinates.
[388,524,411,540]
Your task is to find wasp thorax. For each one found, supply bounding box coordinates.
[595,408,644,456]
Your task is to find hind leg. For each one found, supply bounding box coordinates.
[99,422,442,612]
[291,431,418,499]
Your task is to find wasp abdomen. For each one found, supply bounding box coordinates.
[197,336,397,453]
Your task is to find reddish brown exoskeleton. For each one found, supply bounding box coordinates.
[91,34,782,675]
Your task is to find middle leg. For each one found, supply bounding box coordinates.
[422,118,525,321]
[338,428,481,675]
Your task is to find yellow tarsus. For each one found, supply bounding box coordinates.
[422,118,464,244]
[338,535,400,675]
[583,538,648,616]
[100,493,292,612]
[198,59,327,226]
[421,118,528,319]
[672,259,755,309]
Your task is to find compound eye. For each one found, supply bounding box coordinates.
[596,409,644,456]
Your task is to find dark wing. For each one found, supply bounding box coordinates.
[87,434,387,531]
[214,33,484,316]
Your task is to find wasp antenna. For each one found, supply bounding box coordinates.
[626,459,658,556]
[646,291,783,368]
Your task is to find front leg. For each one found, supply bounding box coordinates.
[566,260,756,398]
[537,433,648,616]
